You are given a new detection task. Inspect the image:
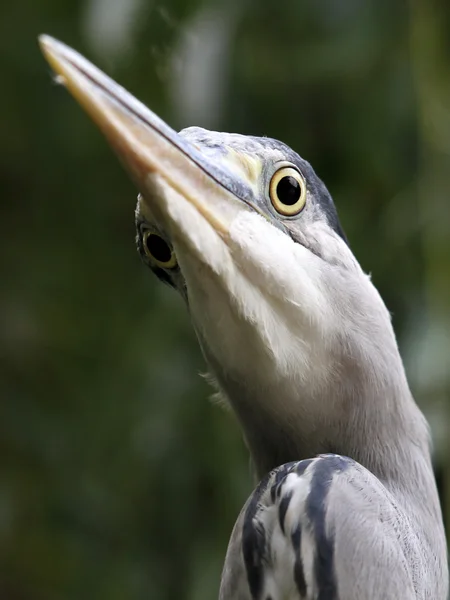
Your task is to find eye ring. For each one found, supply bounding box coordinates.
[269,167,306,216]
[143,231,177,269]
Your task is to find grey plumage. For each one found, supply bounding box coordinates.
[39,36,449,600]
[221,455,446,599]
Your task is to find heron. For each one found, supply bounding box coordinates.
[39,36,448,599]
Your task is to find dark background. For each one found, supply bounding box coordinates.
[1,0,449,598]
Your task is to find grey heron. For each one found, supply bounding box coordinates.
[39,36,448,600]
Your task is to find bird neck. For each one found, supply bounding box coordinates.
[205,347,440,525]
[189,247,441,525]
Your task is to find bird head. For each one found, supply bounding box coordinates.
[39,36,412,476]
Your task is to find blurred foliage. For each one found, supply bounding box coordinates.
[1,0,449,598]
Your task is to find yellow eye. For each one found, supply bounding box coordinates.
[143,231,177,269]
[269,167,306,216]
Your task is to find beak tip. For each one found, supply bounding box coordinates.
[38,35,71,71]
[38,35,62,75]
[38,35,72,86]
[38,34,53,57]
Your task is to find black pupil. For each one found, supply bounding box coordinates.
[146,234,172,263]
[276,175,301,205]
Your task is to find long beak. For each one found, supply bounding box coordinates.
[38,35,256,236]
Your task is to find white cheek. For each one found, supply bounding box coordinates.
[228,212,329,327]
[178,243,272,380]
[175,210,337,390]
[226,213,338,381]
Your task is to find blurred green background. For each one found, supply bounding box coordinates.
[1,0,449,598]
